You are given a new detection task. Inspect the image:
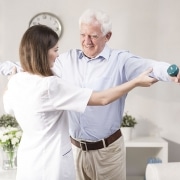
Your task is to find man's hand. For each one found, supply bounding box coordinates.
[172,72,180,83]
[7,67,17,80]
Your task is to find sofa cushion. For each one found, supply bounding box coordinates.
[146,162,180,180]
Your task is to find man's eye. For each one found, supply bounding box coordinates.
[91,35,98,39]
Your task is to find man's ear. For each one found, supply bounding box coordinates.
[105,32,112,41]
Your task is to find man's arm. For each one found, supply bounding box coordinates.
[0,61,22,76]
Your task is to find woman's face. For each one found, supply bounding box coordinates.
[48,43,59,67]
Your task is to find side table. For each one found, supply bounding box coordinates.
[125,136,168,180]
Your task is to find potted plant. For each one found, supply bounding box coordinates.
[120,112,137,141]
[0,114,19,128]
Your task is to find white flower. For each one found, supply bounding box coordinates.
[0,132,4,138]
[1,135,9,142]
[8,134,13,139]
[0,127,22,150]
[16,131,22,138]
[11,137,19,145]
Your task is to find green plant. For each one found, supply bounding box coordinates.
[121,112,137,127]
[0,114,19,128]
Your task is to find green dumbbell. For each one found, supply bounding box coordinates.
[167,64,179,77]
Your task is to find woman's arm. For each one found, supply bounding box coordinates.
[88,68,157,106]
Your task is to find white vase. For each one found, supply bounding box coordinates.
[121,127,133,141]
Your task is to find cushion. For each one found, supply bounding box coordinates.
[146,162,180,180]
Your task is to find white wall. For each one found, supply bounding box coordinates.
[1,0,180,162]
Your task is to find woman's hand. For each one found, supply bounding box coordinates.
[134,68,158,87]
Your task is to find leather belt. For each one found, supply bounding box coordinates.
[70,129,122,151]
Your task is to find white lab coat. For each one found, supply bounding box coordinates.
[3,72,92,180]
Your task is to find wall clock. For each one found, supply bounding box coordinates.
[29,12,62,38]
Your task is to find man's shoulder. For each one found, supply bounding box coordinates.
[59,49,82,57]
[108,48,132,60]
[111,48,129,55]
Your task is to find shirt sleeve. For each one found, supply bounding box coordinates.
[123,53,172,82]
[0,61,22,76]
[47,76,93,113]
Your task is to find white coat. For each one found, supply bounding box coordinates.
[3,72,92,180]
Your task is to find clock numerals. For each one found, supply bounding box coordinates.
[53,20,58,25]
[42,15,47,19]
[29,12,62,38]
[32,22,37,26]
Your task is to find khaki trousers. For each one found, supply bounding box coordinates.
[72,136,126,180]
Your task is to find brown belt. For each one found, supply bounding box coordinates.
[70,129,122,151]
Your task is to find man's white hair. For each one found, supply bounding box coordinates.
[79,9,112,35]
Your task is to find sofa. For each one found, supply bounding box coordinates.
[146,162,180,180]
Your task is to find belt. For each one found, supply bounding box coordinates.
[70,129,122,151]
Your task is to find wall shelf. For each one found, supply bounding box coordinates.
[125,136,168,178]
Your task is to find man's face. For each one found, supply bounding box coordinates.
[80,23,110,58]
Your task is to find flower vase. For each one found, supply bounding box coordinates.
[2,148,17,170]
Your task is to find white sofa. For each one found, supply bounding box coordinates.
[146,162,180,180]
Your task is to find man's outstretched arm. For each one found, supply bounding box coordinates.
[0,61,21,76]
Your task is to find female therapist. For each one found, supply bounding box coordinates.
[3,25,156,180]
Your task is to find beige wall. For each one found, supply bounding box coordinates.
[1,0,180,162]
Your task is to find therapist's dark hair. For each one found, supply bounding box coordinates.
[19,25,59,76]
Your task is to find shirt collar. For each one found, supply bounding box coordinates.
[79,45,111,61]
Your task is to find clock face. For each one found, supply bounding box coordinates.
[29,12,62,38]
